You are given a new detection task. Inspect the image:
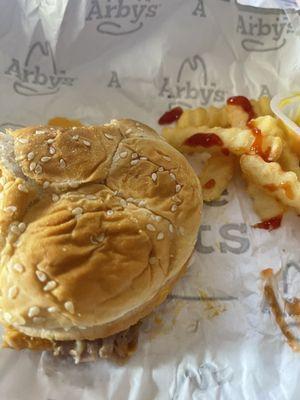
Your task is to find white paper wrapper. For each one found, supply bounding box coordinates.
[1,1,300,399]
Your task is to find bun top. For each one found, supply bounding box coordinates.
[0,119,202,340]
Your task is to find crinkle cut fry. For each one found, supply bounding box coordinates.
[176,96,272,129]
[246,180,286,220]
[162,124,282,161]
[240,154,300,213]
[199,154,235,201]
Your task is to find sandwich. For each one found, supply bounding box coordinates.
[0,119,202,362]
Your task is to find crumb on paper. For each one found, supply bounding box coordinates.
[199,290,226,319]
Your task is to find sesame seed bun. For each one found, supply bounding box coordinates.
[0,119,202,342]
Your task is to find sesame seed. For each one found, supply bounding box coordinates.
[72,135,79,140]
[140,157,147,161]
[105,133,114,140]
[17,183,28,193]
[83,140,91,147]
[72,127,77,130]
[17,138,28,144]
[151,173,157,182]
[169,224,174,233]
[49,146,56,155]
[43,181,50,189]
[157,232,164,241]
[33,317,45,324]
[29,162,36,171]
[126,128,132,134]
[28,306,40,318]
[176,184,181,193]
[72,207,83,216]
[163,156,171,161]
[120,151,128,158]
[132,153,138,159]
[127,197,134,202]
[4,312,12,322]
[27,152,35,161]
[170,173,176,180]
[11,264,25,274]
[138,200,146,207]
[155,215,162,222]
[130,159,139,166]
[158,167,164,172]
[110,119,118,125]
[120,199,127,207]
[41,156,51,163]
[86,194,97,200]
[59,159,66,168]
[146,224,156,232]
[36,270,47,282]
[64,301,75,314]
[47,138,55,144]
[0,177,7,185]
[4,206,17,213]
[43,280,57,291]
[106,210,113,216]
[18,222,26,232]
[52,194,59,202]
[171,204,177,212]
[35,130,45,135]
[10,225,20,235]
[8,286,18,299]
[90,233,105,245]
[149,257,156,265]
[69,181,79,188]
[35,164,42,174]
[48,306,57,313]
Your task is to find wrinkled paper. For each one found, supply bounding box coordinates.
[1,0,300,399]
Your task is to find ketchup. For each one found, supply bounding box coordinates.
[253,215,282,231]
[158,107,183,125]
[222,148,230,156]
[203,179,216,189]
[247,120,272,162]
[184,133,223,147]
[264,183,294,200]
[227,95,255,122]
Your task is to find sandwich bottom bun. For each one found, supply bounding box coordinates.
[0,119,202,359]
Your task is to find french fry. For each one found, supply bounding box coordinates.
[246,180,286,220]
[162,123,282,161]
[199,154,235,201]
[251,96,273,117]
[240,154,300,213]
[279,146,300,180]
[177,105,229,129]
[227,104,249,128]
[178,97,273,130]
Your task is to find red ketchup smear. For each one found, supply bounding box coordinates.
[253,215,283,231]
[227,95,255,122]
[158,107,183,125]
[265,183,294,200]
[184,133,223,147]
[222,148,230,156]
[203,179,216,189]
[247,120,272,162]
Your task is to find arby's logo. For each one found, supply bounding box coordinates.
[85,0,161,35]
[4,41,75,96]
[159,55,227,109]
